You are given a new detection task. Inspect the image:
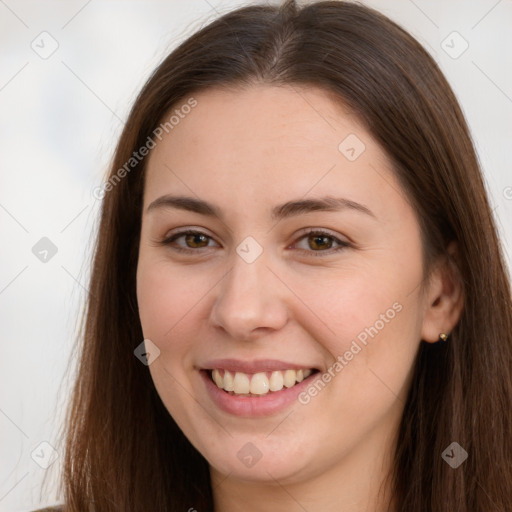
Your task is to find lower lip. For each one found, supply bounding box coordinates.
[199,369,317,417]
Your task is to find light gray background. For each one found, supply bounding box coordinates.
[1,1,511,510]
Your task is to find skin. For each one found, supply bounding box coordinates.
[136,84,463,511]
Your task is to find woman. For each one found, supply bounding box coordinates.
[39,0,512,510]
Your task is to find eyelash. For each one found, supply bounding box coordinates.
[158,228,350,257]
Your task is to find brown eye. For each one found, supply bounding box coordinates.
[307,234,334,251]
[161,230,217,252]
[183,232,210,248]
[293,229,350,257]
[160,228,349,257]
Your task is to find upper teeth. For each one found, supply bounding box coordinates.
[211,368,313,396]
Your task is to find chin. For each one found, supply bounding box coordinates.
[204,435,318,484]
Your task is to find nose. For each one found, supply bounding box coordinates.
[210,250,289,342]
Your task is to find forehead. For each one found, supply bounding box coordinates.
[143,84,403,221]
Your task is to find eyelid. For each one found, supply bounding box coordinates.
[294,227,350,244]
[159,228,220,249]
[291,228,350,256]
[158,227,351,256]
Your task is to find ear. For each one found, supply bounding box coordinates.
[421,241,464,343]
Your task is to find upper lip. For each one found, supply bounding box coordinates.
[200,358,319,374]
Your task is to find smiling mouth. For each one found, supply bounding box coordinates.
[208,368,319,397]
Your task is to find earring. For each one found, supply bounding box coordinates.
[439,333,449,342]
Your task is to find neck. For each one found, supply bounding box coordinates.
[210,424,397,512]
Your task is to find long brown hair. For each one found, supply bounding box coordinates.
[53,1,512,510]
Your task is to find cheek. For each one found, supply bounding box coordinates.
[287,254,422,409]
[136,257,204,341]
[136,258,210,441]
[291,275,419,461]
[288,262,415,354]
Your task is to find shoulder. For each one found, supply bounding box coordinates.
[31,506,65,512]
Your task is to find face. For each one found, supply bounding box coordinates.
[136,84,428,486]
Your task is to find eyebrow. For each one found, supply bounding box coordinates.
[146,194,376,221]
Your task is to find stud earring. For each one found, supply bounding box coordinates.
[439,333,449,342]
